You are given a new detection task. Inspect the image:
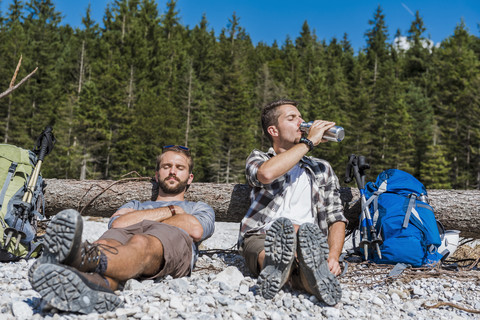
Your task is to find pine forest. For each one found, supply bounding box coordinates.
[0,0,479,190]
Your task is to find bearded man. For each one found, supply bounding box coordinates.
[29,145,215,314]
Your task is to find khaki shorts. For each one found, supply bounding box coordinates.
[239,233,266,277]
[99,220,193,279]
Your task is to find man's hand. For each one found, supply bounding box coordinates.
[327,257,342,276]
[307,120,336,146]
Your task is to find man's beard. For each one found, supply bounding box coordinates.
[158,174,189,194]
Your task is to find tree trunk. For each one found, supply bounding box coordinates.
[184,61,192,147]
[79,152,87,180]
[225,147,231,183]
[127,65,134,109]
[78,40,85,95]
[3,95,12,143]
[43,179,480,238]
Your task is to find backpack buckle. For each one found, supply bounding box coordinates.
[8,162,18,174]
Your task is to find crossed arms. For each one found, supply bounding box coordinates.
[109,203,213,243]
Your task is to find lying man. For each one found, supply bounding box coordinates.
[29,145,215,314]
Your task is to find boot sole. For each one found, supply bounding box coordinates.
[31,263,123,314]
[28,209,83,282]
[298,223,342,306]
[257,218,296,299]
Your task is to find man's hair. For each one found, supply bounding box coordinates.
[261,99,299,143]
[156,146,194,174]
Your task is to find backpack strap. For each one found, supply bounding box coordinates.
[25,241,43,259]
[403,194,426,228]
[0,162,18,209]
[403,194,416,228]
[31,181,46,220]
[387,262,410,277]
[365,179,387,223]
[365,190,384,225]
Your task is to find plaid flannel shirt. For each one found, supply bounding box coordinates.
[239,148,347,245]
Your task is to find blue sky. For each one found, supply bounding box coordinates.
[1,0,479,51]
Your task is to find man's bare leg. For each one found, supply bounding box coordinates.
[95,235,165,290]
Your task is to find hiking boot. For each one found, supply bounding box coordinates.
[30,263,123,314]
[297,223,342,306]
[29,209,114,281]
[67,240,117,273]
[28,209,83,282]
[257,217,297,299]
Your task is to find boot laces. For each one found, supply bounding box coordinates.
[81,241,118,266]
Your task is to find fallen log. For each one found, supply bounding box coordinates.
[43,179,480,238]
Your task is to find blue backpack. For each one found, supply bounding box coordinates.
[364,169,443,267]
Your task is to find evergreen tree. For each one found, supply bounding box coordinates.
[363,6,390,171]
[280,36,300,94]
[214,13,256,183]
[363,6,415,174]
[296,21,318,80]
[0,0,29,145]
[404,10,432,89]
[65,4,104,179]
[431,21,480,188]
[94,0,137,177]
[294,21,323,114]
[364,5,389,84]
[311,38,351,172]
[404,83,435,178]
[185,14,221,180]
[420,143,452,189]
[348,51,374,160]
[23,0,63,136]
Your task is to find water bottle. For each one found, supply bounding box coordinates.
[299,121,345,142]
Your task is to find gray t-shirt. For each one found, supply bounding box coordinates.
[108,200,215,268]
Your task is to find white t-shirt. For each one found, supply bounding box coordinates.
[262,164,314,231]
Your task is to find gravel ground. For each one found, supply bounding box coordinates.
[0,217,479,320]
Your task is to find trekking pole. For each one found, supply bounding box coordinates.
[357,156,382,260]
[4,126,55,250]
[345,155,370,260]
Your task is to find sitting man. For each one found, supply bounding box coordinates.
[239,99,347,305]
[29,145,215,314]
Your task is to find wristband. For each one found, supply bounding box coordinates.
[299,137,314,151]
[168,205,176,216]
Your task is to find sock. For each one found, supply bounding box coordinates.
[100,275,110,288]
[94,252,108,275]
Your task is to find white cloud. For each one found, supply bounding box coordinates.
[393,36,438,52]
[394,36,411,50]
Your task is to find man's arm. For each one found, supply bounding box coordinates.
[110,206,173,228]
[327,221,346,276]
[110,206,204,242]
[257,121,336,184]
[257,143,309,184]
[161,214,204,242]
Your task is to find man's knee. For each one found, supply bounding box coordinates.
[128,234,161,250]
[95,238,121,247]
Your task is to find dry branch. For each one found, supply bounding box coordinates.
[0,55,38,100]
